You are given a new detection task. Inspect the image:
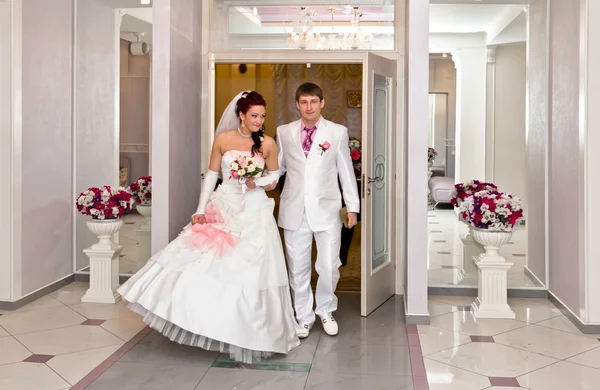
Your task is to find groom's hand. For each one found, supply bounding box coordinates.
[264,181,277,191]
[347,212,357,228]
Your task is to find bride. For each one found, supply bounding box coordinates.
[117,91,301,362]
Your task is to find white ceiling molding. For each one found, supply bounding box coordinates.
[484,5,525,45]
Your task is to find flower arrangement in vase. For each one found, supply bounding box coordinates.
[427,147,438,166]
[459,190,524,233]
[128,176,152,206]
[449,180,498,208]
[76,185,134,247]
[349,137,362,176]
[76,185,134,220]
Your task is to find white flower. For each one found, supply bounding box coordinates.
[112,207,120,216]
[231,162,239,171]
[247,164,256,173]
[238,169,246,176]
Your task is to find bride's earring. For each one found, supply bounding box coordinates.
[241,122,246,128]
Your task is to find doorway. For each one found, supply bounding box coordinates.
[207,51,400,316]
[215,63,363,292]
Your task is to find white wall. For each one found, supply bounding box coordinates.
[152,0,204,252]
[526,0,548,285]
[547,0,583,316]
[452,47,487,183]
[487,43,527,204]
[21,0,74,295]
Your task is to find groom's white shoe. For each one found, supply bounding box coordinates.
[297,323,312,339]
[321,315,338,336]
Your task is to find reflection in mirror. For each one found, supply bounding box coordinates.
[428,93,448,177]
[119,20,153,276]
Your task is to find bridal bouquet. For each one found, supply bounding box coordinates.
[128,175,152,205]
[229,154,264,183]
[459,190,524,232]
[76,185,134,220]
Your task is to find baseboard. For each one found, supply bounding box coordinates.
[0,274,75,310]
[428,286,548,299]
[402,292,430,325]
[523,266,545,287]
[405,314,430,325]
[548,291,600,334]
[74,273,131,285]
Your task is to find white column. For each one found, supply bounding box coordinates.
[485,46,497,182]
[405,0,430,322]
[583,0,600,323]
[0,0,22,301]
[452,47,487,183]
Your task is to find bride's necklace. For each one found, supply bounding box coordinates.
[237,127,252,138]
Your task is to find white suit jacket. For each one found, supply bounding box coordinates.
[276,118,360,231]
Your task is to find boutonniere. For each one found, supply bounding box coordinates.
[318,141,331,155]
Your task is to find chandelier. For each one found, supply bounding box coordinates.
[288,7,373,50]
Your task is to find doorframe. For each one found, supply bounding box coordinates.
[200,51,406,298]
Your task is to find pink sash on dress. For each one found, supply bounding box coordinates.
[189,203,237,256]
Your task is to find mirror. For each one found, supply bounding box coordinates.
[428,92,448,176]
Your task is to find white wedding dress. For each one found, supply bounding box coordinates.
[118,150,301,362]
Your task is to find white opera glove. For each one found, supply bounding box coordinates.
[193,170,219,216]
[253,169,280,187]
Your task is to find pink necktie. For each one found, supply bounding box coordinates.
[302,126,316,155]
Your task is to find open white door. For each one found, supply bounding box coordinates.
[361,52,397,316]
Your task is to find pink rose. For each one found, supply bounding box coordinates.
[322,141,331,149]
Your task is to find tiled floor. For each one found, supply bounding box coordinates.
[0,288,421,390]
[427,206,539,288]
[0,282,147,390]
[421,295,600,390]
[2,282,600,389]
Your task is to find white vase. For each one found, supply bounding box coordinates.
[136,204,152,230]
[86,219,123,250]
[428,161,433,168]
[472,229,512,261]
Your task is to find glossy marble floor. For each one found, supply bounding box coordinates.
[422,295,600,390]
[0,287,421,390]
[2,283,600,389]
[427,206,540,288]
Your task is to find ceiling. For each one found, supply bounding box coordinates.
[92,0,527,46]
[430,4,517,33]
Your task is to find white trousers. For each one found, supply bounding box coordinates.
[283,214,342,326]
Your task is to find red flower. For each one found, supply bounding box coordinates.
[350,149,361,161]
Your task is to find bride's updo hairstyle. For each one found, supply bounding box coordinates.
[236,91,266,156]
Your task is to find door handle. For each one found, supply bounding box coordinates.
[367,176,380,183]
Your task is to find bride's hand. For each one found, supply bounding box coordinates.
[191,214,206,225]
[245,177,257,190]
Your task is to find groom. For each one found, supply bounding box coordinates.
[274,82,360,337]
